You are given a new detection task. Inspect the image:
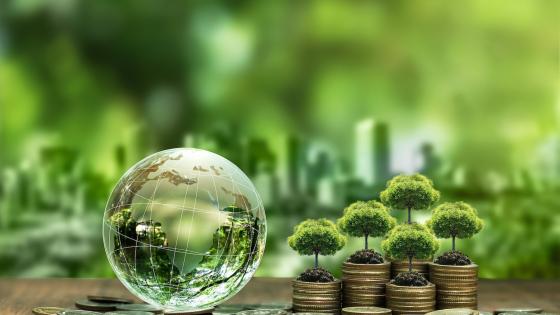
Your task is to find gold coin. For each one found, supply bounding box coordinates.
[342,304,385,308]
[293,300,340,304]
[294,290,341,295]
[293,300,340,305]
[293,297,340,302]
[293,306,341,311]
[341,306,391,315]
[292,280,340,287]
[493,308,543,315]
[344,288,383,293]
[32,307,65,315]
[425,309,477,315]
[165,307,215,315]
[343,294,382,299]
[293,309,340,314]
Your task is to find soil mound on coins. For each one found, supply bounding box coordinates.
[391,271,428,286]
[347,249,384,264]
[297,267,335,282]
[434,250,472,265]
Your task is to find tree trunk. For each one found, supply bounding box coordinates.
[314,251,319,269]
[408,207,411,224]
[452,235,456,251]
[408,255,412,272]
[365,234,369,250]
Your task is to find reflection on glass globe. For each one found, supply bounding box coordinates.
[103,148,266,311]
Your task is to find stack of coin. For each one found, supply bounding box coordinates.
[341,262,391,307]
[292,279,342,314]
[390,259,430,280]
[429,263,478,310]
[385,282,436,315]
[341,306,392,315]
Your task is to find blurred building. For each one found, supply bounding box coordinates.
[354,119,390,186]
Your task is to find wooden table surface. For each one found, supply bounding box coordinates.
[0,278,559,314]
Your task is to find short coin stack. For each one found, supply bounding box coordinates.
[390,259,430,281]
[386,282,436,315]
[341,262,391,307]
[292,280,342,314]
[429,263,478,309]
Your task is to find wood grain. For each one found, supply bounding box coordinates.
[0,278,558,314]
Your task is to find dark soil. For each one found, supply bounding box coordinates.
[297,267,335,282]
[434,250,472,266]
[347,249,384,264]
[391,271,429,286]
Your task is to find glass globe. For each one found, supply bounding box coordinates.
[103,148,266,311]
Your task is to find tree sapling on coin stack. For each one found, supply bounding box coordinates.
[382,223,439,315]
[337,200,396,307]
[427,201,483,310]
[288,219,346,314]
[380,174,440,279]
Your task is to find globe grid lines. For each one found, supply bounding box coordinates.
[104,209,263,257]
[104,186,262,256]
[103,149,266,307]
[176,170,201,296]
[104,182,263,268]
[104,208,262,255]
[168,167,196,289]
[143,177,162,286]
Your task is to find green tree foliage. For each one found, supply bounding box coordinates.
[337,200,396,250]
[427,201,483,251]
[382,223,439,272]
[380,174,440,223]
[288,219,346,269]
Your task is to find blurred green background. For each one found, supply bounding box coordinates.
[0,0,559,279]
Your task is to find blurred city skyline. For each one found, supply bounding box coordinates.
[0,0,558,279]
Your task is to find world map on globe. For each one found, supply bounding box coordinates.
[103,148,266,311]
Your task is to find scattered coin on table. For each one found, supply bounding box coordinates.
[236,310,290,315]
[255,303,292,311]
[163,307,215,315]
[214,305,251,314]
[105,311,155,315]
[215,304,255,311]
[342,306,392,315]
[494,308,543,314]
[32,307,66,315]
[75,298,119,312]
[60,310,103,315]
[426,309,478,315]
[116,303,164,314]
[87,295,134,304]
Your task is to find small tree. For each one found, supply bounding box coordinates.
[427,201,483,251]
[337,200,396,250]
[380,174,440,224]
[288,218,346,269]
[382,223,439,272]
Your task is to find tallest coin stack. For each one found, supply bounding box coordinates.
[429,263,478,309]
